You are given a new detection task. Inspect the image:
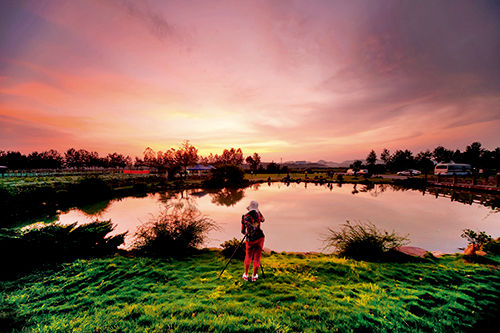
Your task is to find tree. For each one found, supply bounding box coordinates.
[266,162,280,173]
[415,150,434,177]
[174,140,199,179]
[245,153,261,172]
[0,151,28,169]
[143,147,157,168]
[432,146,453,163]
[380,149,391,165]
[106,153,130,168]
[389,150,414,171]
[350,160,363,170]
[42,149,64,168]
[366,150,377,171]
[219,148,244,166]
[65,148,81,168]
[464,142,483,169]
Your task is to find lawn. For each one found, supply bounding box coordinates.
[2,251,499,332]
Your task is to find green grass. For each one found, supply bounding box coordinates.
[245,173,392,184]
[2,251,499,332]
[0,174,162,192]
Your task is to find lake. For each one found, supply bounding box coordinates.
[55,182,500,254]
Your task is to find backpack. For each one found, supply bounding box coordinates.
[243,210,264,241]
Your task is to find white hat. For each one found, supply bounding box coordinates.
[247,200,259,212]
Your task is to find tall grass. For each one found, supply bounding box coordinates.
[324,221,409,260]
[133,206,217,257]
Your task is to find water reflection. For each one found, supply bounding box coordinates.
[76,199,112,217]
[207,188,245,207]
[53,183,500,253]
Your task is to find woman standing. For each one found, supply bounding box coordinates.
[241,201,265,281]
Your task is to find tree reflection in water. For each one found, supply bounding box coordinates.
[158,190,198,211]
[208,188,245,207]
[76,199,112,217]
[346,183,499,212]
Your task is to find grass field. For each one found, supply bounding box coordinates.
[2,251,499,332]
[244,173,391,184]
[0,174,162,192]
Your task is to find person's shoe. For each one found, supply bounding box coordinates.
[242,274,248,281]
[252,274,258,282]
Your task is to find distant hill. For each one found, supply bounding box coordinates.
[273,159,363,168]
[317,160,359,168]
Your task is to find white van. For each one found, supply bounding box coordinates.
[434,162,472,176]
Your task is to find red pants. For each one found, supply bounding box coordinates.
[244,237,265,270]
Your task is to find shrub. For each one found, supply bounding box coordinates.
[323,221,409,260]
[220,237,246,260]
[483,237,500,255]
[203,165,248,188]
[461,229,492,248]
[133,206,217,257]
[0,221,125,277]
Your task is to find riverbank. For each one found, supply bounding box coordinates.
[1,250,499,332]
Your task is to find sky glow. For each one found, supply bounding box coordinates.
[1,0,499,161]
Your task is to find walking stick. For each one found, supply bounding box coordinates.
[260,263,265,279]
[218,234,247,279]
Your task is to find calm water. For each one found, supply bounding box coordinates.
[55,183,500,253]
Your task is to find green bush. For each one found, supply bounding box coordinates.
[133,207,217,257]
[323,221,409,260]
[461,229,492,248]
[0,220,125,276]
[220,237,246,260]
[483,237,500,255]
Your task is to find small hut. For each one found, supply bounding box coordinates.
[187,165,214,177]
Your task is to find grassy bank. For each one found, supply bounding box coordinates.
[2,251,499,332]
[244,172,394,184]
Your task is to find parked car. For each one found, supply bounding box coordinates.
[397,169,422,176]
[357,169,369,175]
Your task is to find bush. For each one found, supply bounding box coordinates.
[483,237,500,255]
[203,165,248,188]
[461,229,492,248]
[220,237,246,260]
[323,221,409,260]
[0,220,125,277]
[133,206,217,257]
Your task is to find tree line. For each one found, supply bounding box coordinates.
[357,142,500,174]
[0,141,263,172]
[0,149,132,169]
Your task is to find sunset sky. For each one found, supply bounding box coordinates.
[1,0,499,161]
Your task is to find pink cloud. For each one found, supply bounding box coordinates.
[0,0,499,161]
